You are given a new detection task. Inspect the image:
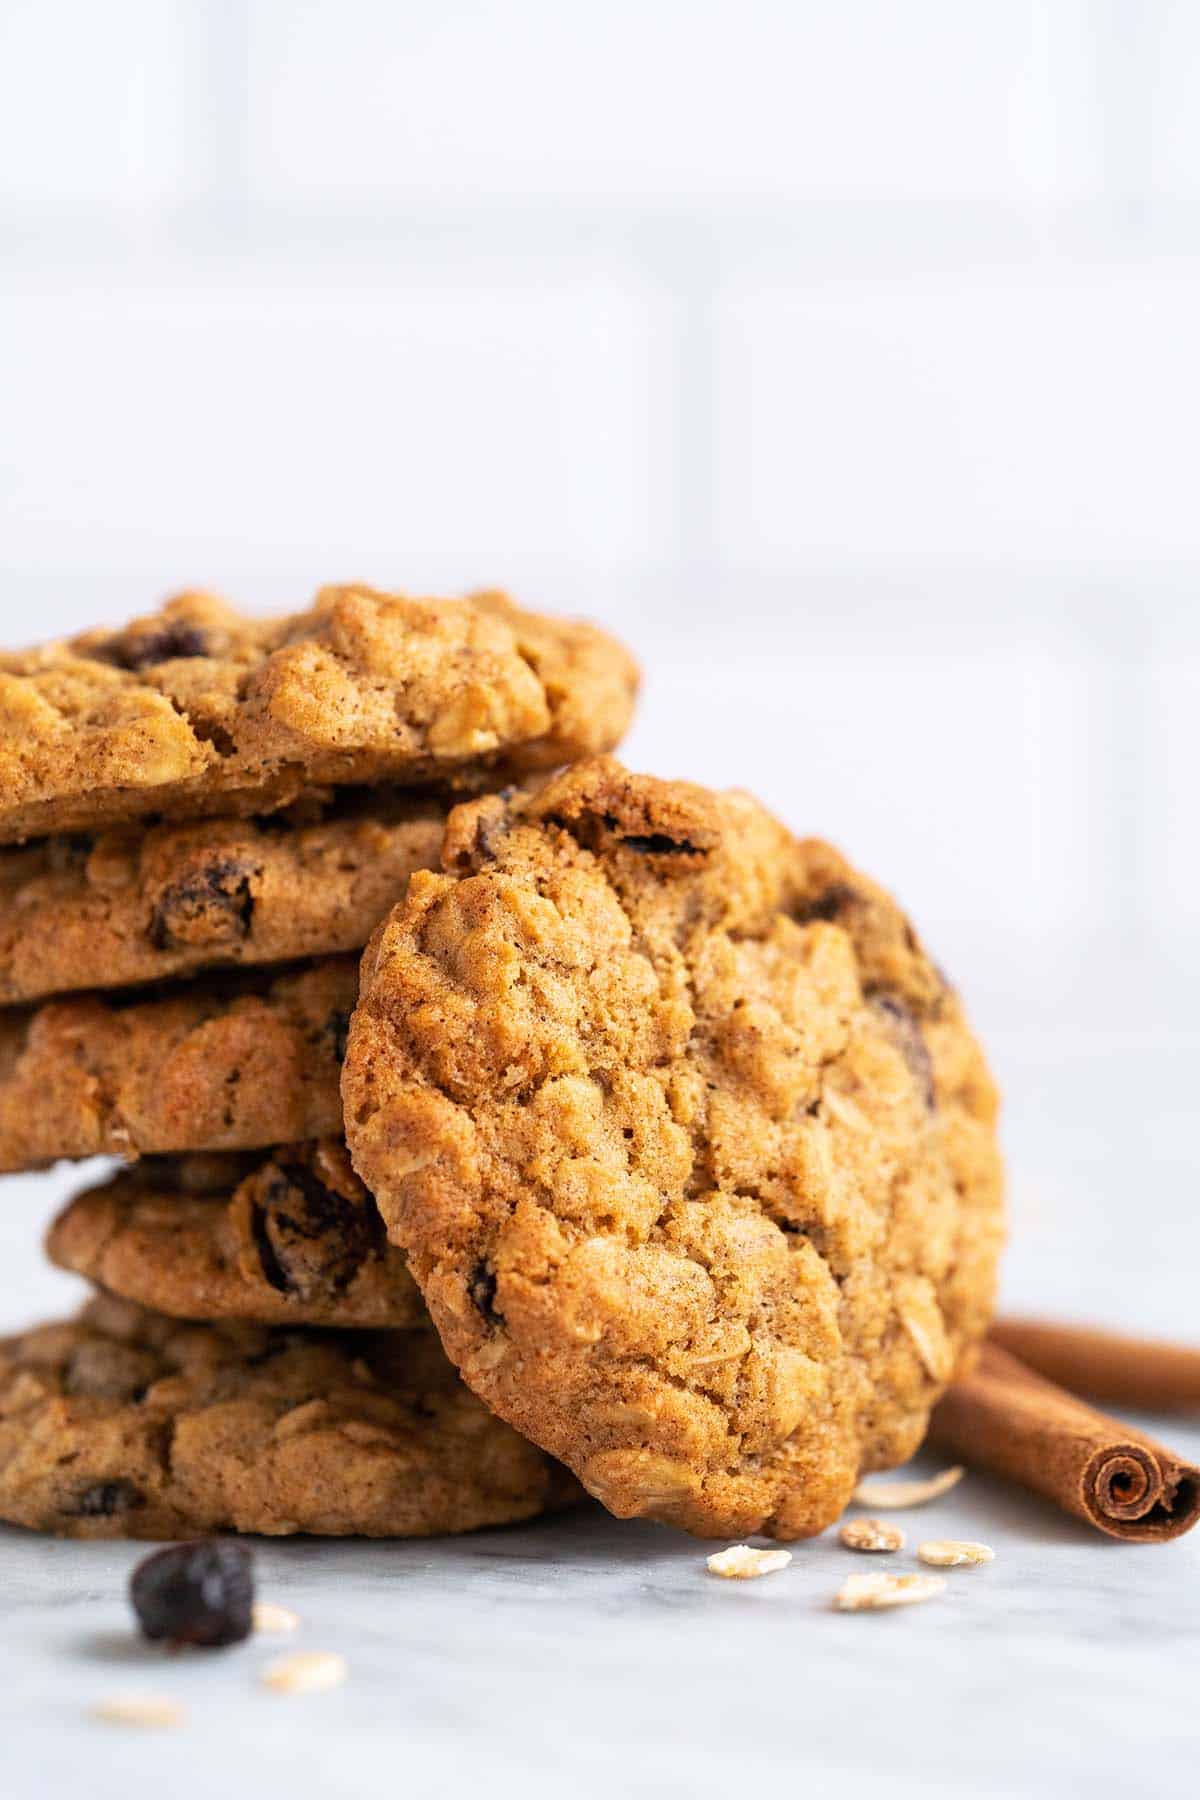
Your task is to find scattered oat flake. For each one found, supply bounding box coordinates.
[262,1651,347,1694]
[253,1601,300,1634]
[706,1544,793,1580]
[834,1572,946,1612]
[839,1517,905,1553]
[91,1694,185,1728]
[918,1540,995,1568]
[851,1465,964,1509]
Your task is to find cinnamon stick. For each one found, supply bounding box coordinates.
[929,1343,1200,1542]
[989,1317,1200,1413]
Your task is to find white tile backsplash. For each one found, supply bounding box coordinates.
[0,0,190,218]
[1146,1,1200,207]
[713,262,1200,569]
[243,0,1096,212]
[0,270,678,582]
[0,0,1195,1039]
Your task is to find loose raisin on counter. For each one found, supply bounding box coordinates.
[130,1540,255,1649]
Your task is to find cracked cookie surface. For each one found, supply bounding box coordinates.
[0,1292,578,1538]
[0,790,445,1003]
[0,959,353,1170]
[0,585,638,843]
[47,1139,424,1329]
[343,759,1004,1540]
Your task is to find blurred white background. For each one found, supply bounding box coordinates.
[0,0,1197,1328]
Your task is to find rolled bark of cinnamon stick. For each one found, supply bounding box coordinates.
[930,1343,1200,1542]
[989,1318,1200,1412]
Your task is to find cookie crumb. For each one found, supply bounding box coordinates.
[706,1544,793,1580]
[91,1694,185,1728]
[261,1651,346,1694]
[918,1540,995,1568]
[253,1601,300,1634]
[834,1572,946,1612]
[839,1517,905,1553]
[852,1466,964,1509]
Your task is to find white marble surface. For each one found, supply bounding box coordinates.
[0,1016,1197,1796]
[2,1457,1198,1800]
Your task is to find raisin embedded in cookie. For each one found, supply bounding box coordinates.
[0,1292,579,1538]
[0,586,639,843]
[47,1139,423,1330]
[0,960,356,1170]
[343,758,1004,1541]
[0,791,446,1003]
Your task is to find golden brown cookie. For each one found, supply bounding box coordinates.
[343,759,1004,1541]
[0,791,445,1003]
[0,586,638,843]
[47,1139,423,1329]
[0,960,354,1170]
[0,1291,579,1538]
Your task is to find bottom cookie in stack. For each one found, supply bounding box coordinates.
[0,1290,580,1540]
[9,1140,579,1539]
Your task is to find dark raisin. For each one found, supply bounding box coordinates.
[467,1259,502,1325]
[249,1198,291,1294]
[619,832,701,856]
[543,808,704,862]
[870,993,936,1109]
[792,882,861,925]
[473,814,505,863]
[271,1161,357,1233]
[596,810,701,856]
[446,802,508,873]
[148,857,257,951]
[250,1164,384,1298]
[130,1541,254,1649]
[67,1479,144,1519]
[106,623,211,670]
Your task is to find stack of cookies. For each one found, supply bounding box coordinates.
[0,584,636,1537]
[0,584,1005,1548]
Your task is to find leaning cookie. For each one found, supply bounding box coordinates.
[0,959,355,1170]
[0,790,446,1004]
[0,1292,579,1539]
[343,758,1004,1541]
[0,585,639,843]
[47,1139,424,1330]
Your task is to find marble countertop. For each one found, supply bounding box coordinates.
[0,1034,1196,1796]
[2,1453,1198,1800]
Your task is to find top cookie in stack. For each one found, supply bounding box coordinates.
[0,583,638,844]
[0,583,630,1539]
